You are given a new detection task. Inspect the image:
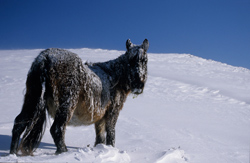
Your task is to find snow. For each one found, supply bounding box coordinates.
[0,48,250,163]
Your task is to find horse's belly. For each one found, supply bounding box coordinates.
[68,103,107,126]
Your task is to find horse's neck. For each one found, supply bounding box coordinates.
[94,54,128,87]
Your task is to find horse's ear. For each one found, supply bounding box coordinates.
[126,39,132,51]
[142,39,149,52]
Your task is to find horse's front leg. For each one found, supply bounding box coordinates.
[94,118,106,146]
[105,106,120,147]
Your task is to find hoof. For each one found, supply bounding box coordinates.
[55,147,68,155]
[9,150,15,155]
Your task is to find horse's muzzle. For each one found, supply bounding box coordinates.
[132,88,143,95]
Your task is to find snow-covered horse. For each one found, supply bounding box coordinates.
[10,39,149,155]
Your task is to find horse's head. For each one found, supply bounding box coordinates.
[126,39,149,95]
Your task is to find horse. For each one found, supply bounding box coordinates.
[9,39,149,156]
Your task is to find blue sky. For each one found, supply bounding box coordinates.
[0,0,249,69]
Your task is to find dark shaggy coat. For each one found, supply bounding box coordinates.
[10,39,149,155]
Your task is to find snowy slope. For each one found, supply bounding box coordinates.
[0,48,249,163]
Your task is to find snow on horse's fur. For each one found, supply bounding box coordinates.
[10,39,149,155]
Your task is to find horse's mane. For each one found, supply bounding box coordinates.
[87,53,130,92]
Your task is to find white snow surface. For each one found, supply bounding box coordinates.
[0,48,249,163]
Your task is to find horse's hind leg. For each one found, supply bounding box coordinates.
[50,104,70,154]
[50,94,78,154]
[10,112,30,154]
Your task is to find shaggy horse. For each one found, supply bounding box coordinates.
[10,39,149,155]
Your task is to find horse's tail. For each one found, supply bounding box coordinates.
[19,55,47,155]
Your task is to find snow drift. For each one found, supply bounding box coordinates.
[0,48,249,163]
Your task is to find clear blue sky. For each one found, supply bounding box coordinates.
[0,0,249,69]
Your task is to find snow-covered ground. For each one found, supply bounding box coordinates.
[0,48,249,163]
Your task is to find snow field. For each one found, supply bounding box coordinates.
[0,48,249,162]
